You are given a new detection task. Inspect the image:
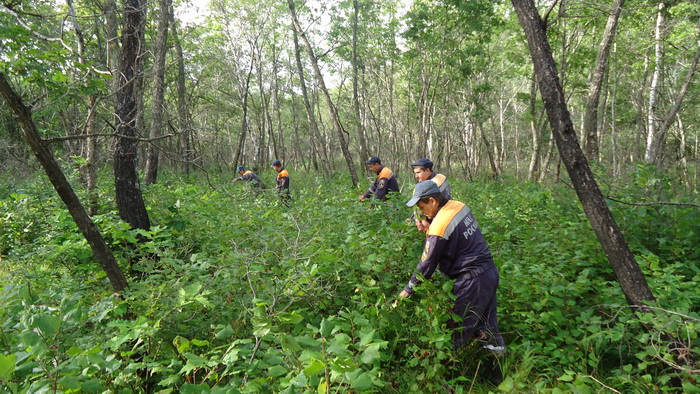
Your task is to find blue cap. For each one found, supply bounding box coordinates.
[410,158,433,169]
[406,180,441,207]
[365,156,381,164]
[271,160,282,167]
[236,165,245,172]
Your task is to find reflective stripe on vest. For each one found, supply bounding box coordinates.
[432,173,446,187]
[427,200,471,240]
[377,166,394,181]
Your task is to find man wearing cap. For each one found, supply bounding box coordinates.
[232,165,263,189]
[358,156,399,202]
[410,158,451,232]
[272,160,291,206]
[410,158,451,200]
[397,180,505,384]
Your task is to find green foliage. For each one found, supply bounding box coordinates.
[1,171,698,392]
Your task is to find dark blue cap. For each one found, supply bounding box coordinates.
[406,180,441,206]
[236,165,245,172]
[271,160,282,167]
[410,158,433,169]
[365,156,381,164]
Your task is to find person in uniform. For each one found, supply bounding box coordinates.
[410,158,451,232]
[397,180,505,385]
[272,160,291,206]
[232,165,263,189]
[358,156,399,202]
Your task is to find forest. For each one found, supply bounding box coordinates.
[1,0,698,392]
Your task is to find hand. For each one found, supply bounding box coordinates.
[358,194,366,202]
[416,219,430,233]
[393,290,411,307]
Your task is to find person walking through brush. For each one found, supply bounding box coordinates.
[272,160,291,206]
[358,156,399,202]
[410,158,451,232]
[396,180,505,385]
[232,165,263,189]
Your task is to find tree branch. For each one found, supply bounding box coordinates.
[43,133,175,143]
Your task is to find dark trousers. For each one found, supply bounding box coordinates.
[450,264,505,353]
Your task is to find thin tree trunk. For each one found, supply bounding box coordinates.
[352,0,369,163]
[271,43,282,161]
[649,45,700,167]
[114,0,151,231]
[611,43,620,182]
[512,0,656,306]
[170,5,193,175]
[288,0,358,186]
[144,0,171,185]
[232,48,255,171]
[67,0,99,215]
[289,11,325,173]
[644,1,664,164]
[528,71,540,181]
[0,73,128,292]
[675,114,690,187]
[583,0,624,161]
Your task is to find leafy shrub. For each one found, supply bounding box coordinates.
[1,170,697,392]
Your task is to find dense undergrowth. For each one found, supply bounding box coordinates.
[0,165,698,393]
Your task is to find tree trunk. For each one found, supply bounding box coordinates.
[527,71,540,181]
[512,0,656,306]
[648,45,700,167]
[583,0,624,161]
[170,5,193,175]
[232,48,255,171]
[289,11,326,174]
[271,43,282,161]
[0,73,129,292]
[644,1,664,164]
[67,0,99,215]
[114,0,151,231]
[352,0,370,163]
[288,0,358,186]
[145,0,171,185]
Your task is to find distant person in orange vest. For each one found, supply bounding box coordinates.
[232,165,263,189]
[410,158,451,232]
[272,160,291,206]
[358,156,399,202]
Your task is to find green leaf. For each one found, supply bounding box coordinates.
[349,371,373,391]
[278,311,304,325]
[0,353,16,380]
[252,319,272,337]
[360,342,383,364]
[303,360,325,377]
[317,380,328,394]
[58,375,81,389]
[558,372,574,382]
[268,365,287,378]
[191,339,209,347]
[180,383,211,393]
[81,379,102,392]
[215,325,234,340]
[319,318,334,337]
[358,329,376,347]
[173,336,190,353]
[35,314,61,336]
[296,335,319,348]
[327,334,351,355]
[281,335,301,352]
